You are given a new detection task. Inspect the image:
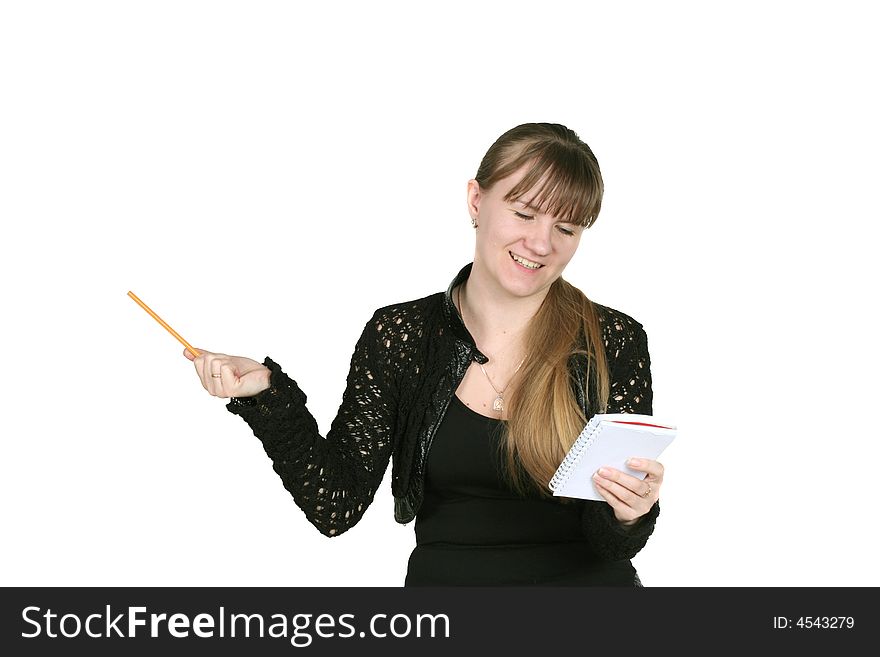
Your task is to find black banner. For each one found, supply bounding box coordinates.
[1,587,873,654]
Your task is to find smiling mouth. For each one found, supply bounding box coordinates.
[509,251,544,269]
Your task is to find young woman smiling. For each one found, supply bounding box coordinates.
[185,123,665,586]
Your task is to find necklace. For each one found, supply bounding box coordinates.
[457,285,527,412]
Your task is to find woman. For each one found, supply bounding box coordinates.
[185,122,665,586]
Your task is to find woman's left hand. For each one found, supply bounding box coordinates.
[592,458,664,526]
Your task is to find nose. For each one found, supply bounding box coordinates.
[522,221,553,257]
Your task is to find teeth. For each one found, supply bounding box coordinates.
[510,252,542,269]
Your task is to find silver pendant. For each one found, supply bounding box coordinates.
[493,395,504,411]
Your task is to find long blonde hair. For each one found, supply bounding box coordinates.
[475,123,610,498]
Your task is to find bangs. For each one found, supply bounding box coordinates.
[499,145,603,228]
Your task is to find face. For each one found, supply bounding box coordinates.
[467,164,584,299]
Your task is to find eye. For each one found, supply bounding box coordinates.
[513,210,575,236]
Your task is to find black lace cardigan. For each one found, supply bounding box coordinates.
[226,263,660,561]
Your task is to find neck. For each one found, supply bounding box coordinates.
[457,259,549,352]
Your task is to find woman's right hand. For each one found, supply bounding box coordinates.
[183,348,272,398]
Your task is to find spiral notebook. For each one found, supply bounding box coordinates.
[549,413,677,500]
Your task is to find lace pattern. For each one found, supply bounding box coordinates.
[580,309,660,561]
[228,310,398,537]
[228,283,659,559]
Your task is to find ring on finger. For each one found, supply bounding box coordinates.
[642,484,652,498]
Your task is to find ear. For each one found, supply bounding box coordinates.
[466,179,482,219]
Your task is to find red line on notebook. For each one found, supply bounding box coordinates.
[610,421,672,429]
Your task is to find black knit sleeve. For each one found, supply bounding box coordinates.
[225,310,398,538]
[580,311,661,560]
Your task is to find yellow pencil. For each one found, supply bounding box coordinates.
[127,291,200,357]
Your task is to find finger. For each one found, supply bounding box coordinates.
[193,353,210,392]
[184,347,210,361]
[591,477,621,510]
[591,478,632,520]
[196,352,221,394]
[595,466,650,496]
[626,458,665,484]
[210,358,224,396]
[594,477,656,525]
[593,471,652,506]
[218,363,240,398]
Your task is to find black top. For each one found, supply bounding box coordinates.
[406,393,639,586]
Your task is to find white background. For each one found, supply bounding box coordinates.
[2,1,877,587]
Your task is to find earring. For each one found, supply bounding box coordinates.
[471,217,478,228]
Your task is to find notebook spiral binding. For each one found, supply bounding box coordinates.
[548,417,605,492]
